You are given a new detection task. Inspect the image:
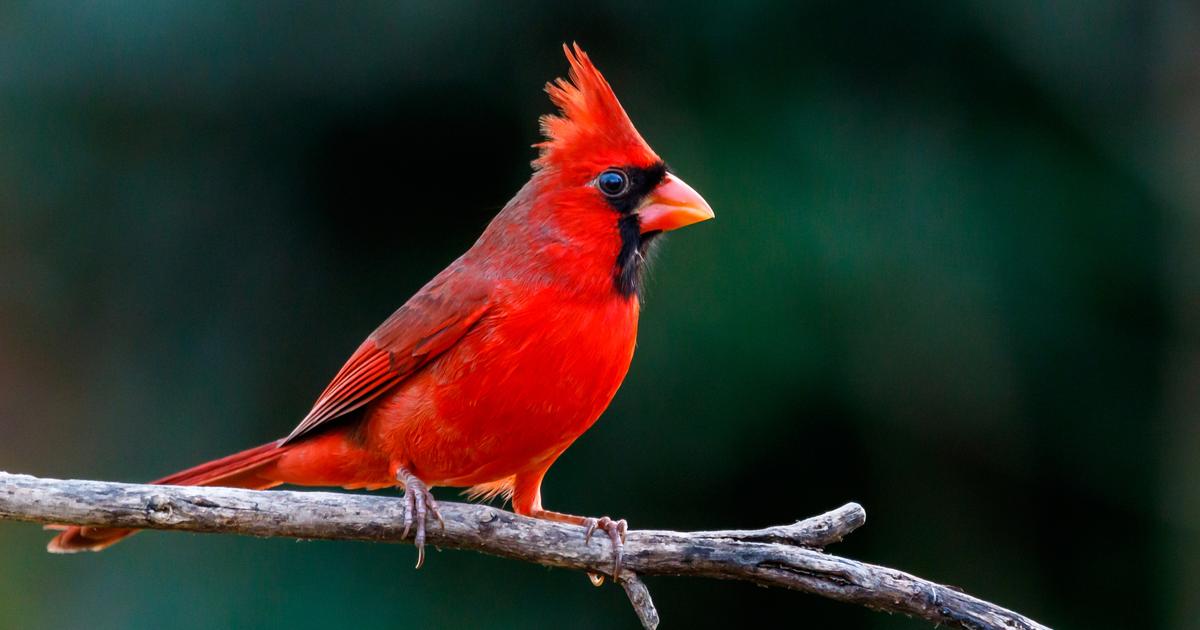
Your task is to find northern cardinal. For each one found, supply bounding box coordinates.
[47,44,714,575]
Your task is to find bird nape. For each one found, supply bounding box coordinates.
[47,43,715,577]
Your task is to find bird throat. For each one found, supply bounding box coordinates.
[615,215,660,300]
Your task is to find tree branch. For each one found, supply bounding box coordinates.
[0,472,1048,629]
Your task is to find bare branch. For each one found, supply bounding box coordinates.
[0,472,1048,630]
[619,574,660,629]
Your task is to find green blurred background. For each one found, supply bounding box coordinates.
[1,1,1196,628]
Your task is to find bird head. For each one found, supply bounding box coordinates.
[528,44,714,298]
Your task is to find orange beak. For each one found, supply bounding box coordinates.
[636,173,715,234]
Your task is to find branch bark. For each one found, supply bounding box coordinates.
[0,472,1048,629]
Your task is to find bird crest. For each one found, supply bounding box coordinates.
[535,44,659,174]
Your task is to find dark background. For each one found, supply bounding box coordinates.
[2,2,1196,628]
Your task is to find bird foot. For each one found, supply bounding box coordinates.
[583,515,628,582]
[397,467,444,568]
[527,508,628,584]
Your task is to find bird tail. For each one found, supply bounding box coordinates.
[46,440,290,553]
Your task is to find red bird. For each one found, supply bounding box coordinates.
[47,44,714,573]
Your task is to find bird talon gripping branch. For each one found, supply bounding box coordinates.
[582,515,627,579]
[397,467,441,568]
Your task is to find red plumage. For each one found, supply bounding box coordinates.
[48,44,713,564]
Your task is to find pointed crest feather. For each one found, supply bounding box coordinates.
[535,43,658,172]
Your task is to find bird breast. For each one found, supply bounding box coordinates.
[364,284,640,486]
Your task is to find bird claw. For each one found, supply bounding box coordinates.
[582,515,627,581]
[398,468,442,569]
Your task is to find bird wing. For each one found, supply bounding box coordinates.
[281,265,493,444]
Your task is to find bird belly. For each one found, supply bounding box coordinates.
[362,294,639,487]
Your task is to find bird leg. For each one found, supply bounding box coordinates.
[396,466,444,568]
[530,508,628,581]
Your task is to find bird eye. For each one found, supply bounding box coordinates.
[596,169,630,198]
